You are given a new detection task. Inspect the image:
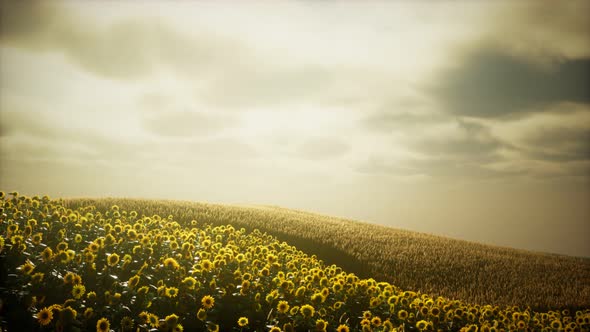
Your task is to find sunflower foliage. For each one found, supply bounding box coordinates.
[0,191,589,332]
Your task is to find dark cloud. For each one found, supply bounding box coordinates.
[357,120,515,178]
[296,137,350,160]
[488,0,590,59]
[0,110,143,164]
[522,126,590,162]
[356,155,523,179]
[0,2,248,80]
[431,48,590,118]
[414,121,506,158]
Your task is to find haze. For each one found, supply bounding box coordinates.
[1,1,589,257]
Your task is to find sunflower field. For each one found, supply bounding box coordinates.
[1,192,589,332]
[64,198,590,310]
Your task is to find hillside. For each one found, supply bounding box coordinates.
[1,193,589,331]
[62,197,590,311]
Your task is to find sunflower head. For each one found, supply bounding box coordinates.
[165,314,179,328]
[300,304,315,318]
[107,253,120,267]
[96,318,109,332]
[277,300,290,314]
[237,317,249,327]
[201,295,215,309]
[37,307,53,326]
[336,325,350,332]
[316,319,328,331]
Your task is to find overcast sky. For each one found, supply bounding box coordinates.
[1,1,589,257]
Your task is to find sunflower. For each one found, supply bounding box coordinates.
[32,233,43,245]
[96,317,109,332]
[164,257,180,269]
[383,320,394,331]
[269,327,281,332]
[182,276,197,289]
[241,279,251,290]
[41,247,53,262]
[31,272,44,283]
[121,316,134,331]
[107,253,120,266]
[148,313,159,328]
[72,284,86,299]
[84,252,96,263]
[371,317,382,327]
[165,314,179,328]
[201,259,213,271]
[311,292,324,304]
[416,320,428,331]
[398,310,409,320]
[138,311,149,324]
[237,317,249,327]
[59,307,77,325]
[277,300,290,314]
[37,307,53,326]
[201,295,215,309]
[420,306,429,316]
[63,272,75,284]
[137,286,149,296]
[20,261,35,275]
[550,320,562,329]
[315,319,328,331]
[128,275,140,289]
[166,287,179,298]
[89,242,99,252]
[300,304,315,318]
[56,241,68,252]
[295,286,306,297]
[336,325,350,332]
[197,308,207,321]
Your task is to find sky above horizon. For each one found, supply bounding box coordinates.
[1,1,589,257]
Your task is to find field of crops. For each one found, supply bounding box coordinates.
[65,198,590,310]
[1,192,589,332]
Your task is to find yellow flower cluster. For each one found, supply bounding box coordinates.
[0,192,589,332]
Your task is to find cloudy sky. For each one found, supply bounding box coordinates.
[1,1,589,257]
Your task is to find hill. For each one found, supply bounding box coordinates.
[1,192,589,332]
[63,197,590,310]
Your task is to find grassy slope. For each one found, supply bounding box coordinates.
[65,198,590,310]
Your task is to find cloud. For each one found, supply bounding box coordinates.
[295,137,351,160]
[429,47,590,118]
[195,64,339,109]
[356,119,517,179]
[520,126,590,162]
[409,120,506,159]
[141,110,237,137]
[0,2,250,80]
[0,109,143,166]
[485,0,590,59]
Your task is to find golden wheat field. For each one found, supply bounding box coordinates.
[1,192,589,332]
